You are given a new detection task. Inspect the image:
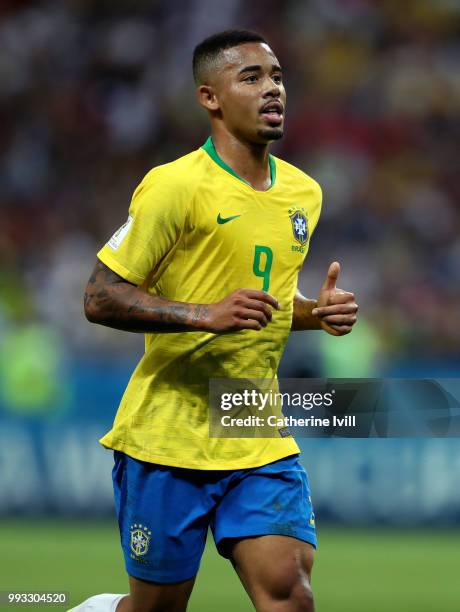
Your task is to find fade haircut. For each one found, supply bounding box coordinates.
[193,29,268,85]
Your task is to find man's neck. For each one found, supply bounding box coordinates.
[211,130,272,191]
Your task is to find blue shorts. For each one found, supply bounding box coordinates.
[112,452,316,583]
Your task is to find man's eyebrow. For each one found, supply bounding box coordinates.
[238,64,282,75]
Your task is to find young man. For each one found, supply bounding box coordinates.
[75,30,358,612]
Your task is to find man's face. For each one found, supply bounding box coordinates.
[209,42,286,144]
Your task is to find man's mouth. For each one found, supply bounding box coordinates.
[260,101,284,126]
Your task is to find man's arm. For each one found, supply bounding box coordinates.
[291,290,322,331]
[291,262,358,336]
[83,260,279,334]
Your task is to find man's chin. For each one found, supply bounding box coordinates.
[257,127,284,142]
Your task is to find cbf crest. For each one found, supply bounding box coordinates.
[289,207,309,246]
[130,524,151,556]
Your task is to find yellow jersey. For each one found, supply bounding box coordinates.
[98,137,322,469]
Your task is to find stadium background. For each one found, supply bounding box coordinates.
[0,0,459,610]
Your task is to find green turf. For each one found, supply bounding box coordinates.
[0,521,458,611]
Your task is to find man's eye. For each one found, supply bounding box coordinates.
[273,74,282,84]
[244,75,258,82]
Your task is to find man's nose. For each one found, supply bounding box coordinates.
[263,77,281,97]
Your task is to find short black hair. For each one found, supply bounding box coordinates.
[192,29,268,85]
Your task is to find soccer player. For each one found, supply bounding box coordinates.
[74,30,358,612]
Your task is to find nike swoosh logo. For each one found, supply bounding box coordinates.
[217,213,242,224]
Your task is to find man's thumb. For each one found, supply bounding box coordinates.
[322,261,341,291]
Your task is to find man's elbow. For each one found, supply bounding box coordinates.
[83,292,103,324]
[84,302,98,324]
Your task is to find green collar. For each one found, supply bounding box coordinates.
[202,136,276,189]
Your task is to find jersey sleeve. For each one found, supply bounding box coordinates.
[97,168,187,285]
[308,181,322,238]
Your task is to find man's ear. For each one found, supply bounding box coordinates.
[196,85,220,111]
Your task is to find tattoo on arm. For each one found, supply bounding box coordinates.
[83,260,209,333]
[191,304,210,324]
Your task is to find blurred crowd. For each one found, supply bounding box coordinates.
[1,0,459,380]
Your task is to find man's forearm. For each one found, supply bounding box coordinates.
[84,261,210,333]
[291,289,322,331]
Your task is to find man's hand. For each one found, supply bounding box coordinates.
[205,289,280,333]
[312,262,358,336]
